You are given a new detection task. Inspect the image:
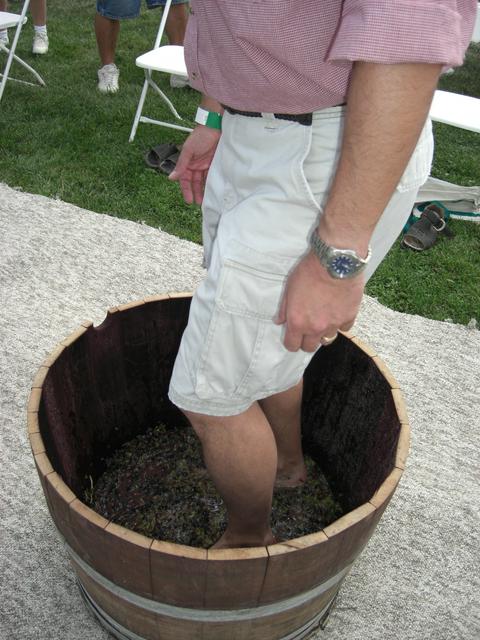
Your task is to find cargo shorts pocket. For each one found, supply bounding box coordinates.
[194,241,299,401]
[397,118,434,193]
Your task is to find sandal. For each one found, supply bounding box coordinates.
[402,202,454,251]
[157,150,180,176]
[144,143,180,173]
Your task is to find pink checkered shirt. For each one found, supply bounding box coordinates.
[185,0,477,113]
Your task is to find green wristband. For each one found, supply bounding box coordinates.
[195,106,223,130]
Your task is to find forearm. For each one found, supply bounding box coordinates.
[318,61,442,255]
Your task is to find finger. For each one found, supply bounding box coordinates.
[320,326,337,340]
[301,335,320,353]
[339,319,355,332]
[283,326,303,352]
[320,332,338,346]
[177,176,194,205]
[191,170,206,205]
[169,147,193,181]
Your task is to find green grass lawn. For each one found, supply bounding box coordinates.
[1,1,479,324]
[368,43,480,325]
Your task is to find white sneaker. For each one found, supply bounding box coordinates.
[170,73,189,89]
[32,32,49,54]
[0,30,9,47]
[97,63,119,94]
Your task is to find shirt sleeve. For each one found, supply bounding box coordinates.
[327,0,476,67]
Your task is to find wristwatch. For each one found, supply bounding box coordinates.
[310,233,371,279]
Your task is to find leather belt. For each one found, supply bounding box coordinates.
[223,106,313,126]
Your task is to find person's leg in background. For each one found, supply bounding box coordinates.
[147,0,189,88]
[95,13,120,67]
[95,0,135,93]
[162,0,189,87]
[95,0,190,93]
[95,8,121,93]
[163,1,188,45]
[0,1,49,52]
[31,0,48,54]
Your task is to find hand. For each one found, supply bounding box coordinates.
[275,252,364,352]
[169,125,222,205]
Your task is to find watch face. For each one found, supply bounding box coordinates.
[330,254,358,278]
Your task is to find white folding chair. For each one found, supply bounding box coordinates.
[429,89,480,134]
[129,0,193,141]
[415,90,480,222]
[0,0,45,103]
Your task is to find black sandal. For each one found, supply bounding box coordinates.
[144,143,180,174]
[402,203,454,251]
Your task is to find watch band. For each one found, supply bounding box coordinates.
[310,233,372,279]
[195,106,223,130]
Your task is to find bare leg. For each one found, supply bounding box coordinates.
[30,0,46,27]
[259,380,307,487]
[184,403,277,549]
[0,1,7,12]
[165,2,189,45]
[94,13,120,66]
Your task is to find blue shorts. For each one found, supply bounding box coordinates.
[96,0,188,20]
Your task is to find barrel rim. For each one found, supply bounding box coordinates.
[27,293,408,562]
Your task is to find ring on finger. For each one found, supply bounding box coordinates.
[320,332,338,346]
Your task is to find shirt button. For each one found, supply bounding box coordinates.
[191,72,197,79]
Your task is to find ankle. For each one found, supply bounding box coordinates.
[277,455,306,473]
[212,527,275,549]
[275,458,307,488]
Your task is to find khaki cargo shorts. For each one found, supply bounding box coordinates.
[169,108,433,416]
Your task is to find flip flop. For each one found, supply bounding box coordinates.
[402,202,454,251]
[144,143,179,170]
[158,150,180,176]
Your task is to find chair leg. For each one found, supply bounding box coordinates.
[147,78,184,120]
[0,43,46,86]
[130,68,194,140]
[0,37,21,102]
[129,76,150,142]
[0,0,44,103]
[0,44,9,102]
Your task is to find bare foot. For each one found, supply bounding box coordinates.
[275,463,307,488]
[210,530,277,549]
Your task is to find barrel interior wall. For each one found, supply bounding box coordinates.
[39,297,191,496]
[39,295,400,517]
[302,336,400,512]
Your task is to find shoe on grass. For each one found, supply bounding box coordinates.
[0,30,9,46]
[170,73,189,88]
[97,63,119,94]
[32,32,49,54]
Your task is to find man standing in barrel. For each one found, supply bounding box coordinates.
[168,0,476,548]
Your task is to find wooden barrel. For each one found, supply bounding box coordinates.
[28,294,409,640]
